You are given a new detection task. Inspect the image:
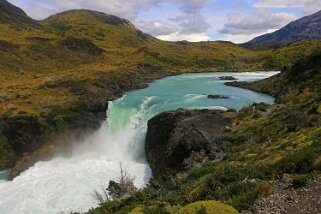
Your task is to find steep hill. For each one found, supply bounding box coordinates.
[42,10,154,49]
[243,10,321,50]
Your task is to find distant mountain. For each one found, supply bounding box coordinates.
[0,0,37,26]
[243,10,321,50]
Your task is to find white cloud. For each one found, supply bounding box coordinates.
[254,0,321,14]
[221,29,277,44]
[156,0,213,42]
[220,10,297,35]
[174,0,216,13]
[170,14,211,34]
[157,32,210,42]
[9,0,165,20]
[166,0,214,38]
[136,21,177,36]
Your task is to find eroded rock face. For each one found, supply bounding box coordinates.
[145,109,233,179]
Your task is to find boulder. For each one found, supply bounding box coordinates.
[218,76,237,80]
[145,109,233,179]
[207,95,230,99]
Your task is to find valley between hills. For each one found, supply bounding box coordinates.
[1,0,321,213]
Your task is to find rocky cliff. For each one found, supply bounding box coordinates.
[145,109,234,179]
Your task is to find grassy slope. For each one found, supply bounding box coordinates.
[87,52,321,214]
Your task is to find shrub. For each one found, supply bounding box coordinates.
[91,163,137,205]
[291,175,309,188]
[91,186,110,204]
[177,200,238,214]
[257,182,272,198]
[143,203,170,214]
[276,141,321,174]
[283,111,304,132]
[107,163,137,200]
[226,108,237,113]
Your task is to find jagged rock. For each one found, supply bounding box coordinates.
[145,109,233,179]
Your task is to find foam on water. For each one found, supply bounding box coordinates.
[0,72,279,213]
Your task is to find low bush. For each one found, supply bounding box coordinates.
[177,200,238,214]
[257,182,272,198]
[291,175,309,188]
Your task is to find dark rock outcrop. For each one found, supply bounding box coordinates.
[145,109,233,179]
[207,95,230,99]
[60,37,104,55]
[218,76,237,80]
[2,102,108,179]
[0,40,19,52]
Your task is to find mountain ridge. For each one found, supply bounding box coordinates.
[44,9,135,27]
[0,0,38,26]
[243,10,321,50]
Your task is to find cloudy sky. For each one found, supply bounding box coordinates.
[8,0,321,43]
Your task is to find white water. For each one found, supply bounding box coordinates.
[0,72,279,213]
